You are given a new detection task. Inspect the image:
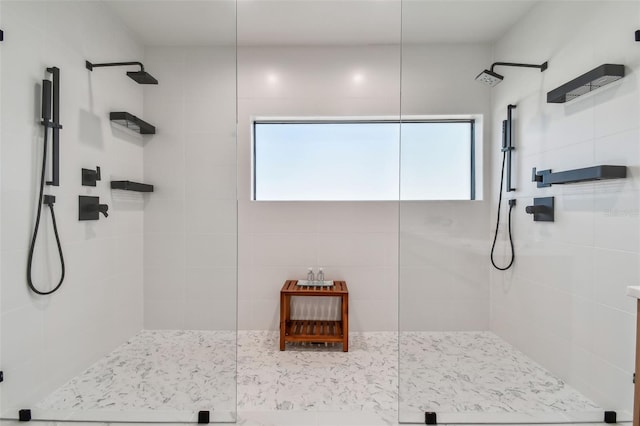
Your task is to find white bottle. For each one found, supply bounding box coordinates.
[316,267,324,283]
[306,267,315,283]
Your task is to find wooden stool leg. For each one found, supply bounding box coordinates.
[280,293,286,351]
[342,293,349,352]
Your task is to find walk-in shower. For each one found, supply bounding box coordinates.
[1,1,638,425]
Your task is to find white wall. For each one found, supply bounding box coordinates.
[236,44,492,332]
[399,44,493,331]
[0,0,144,412]
[142,46,237,330]
[237,46,401,331]
[489,0,640,412]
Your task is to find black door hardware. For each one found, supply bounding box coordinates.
[19,409,31,421]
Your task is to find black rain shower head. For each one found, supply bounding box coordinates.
[475,69,503,87]
[475,61,548,87]
[126,71,159,85]
[86,60,158,85]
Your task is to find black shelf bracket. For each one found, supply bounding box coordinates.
[532,165,626,188]
[110,180,154,192]
[198,410,210,424]
[110,112,156,135]
[18,409,31,422]
[424,412,437,425]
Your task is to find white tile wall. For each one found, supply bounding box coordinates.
[142,46,237,331]
[398,44,493,332]
[0,0,144,413]
[235,44,493,332]
[236,46,402,331]
[489,0,640,412]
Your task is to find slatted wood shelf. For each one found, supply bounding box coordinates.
[285,320,344,343]
[280,280,349,351]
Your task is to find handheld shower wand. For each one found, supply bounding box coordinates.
[490,104,517,271]
[27,67,65,295]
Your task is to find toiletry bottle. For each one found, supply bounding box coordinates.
[306,267,315,283]
[317,267,324,283]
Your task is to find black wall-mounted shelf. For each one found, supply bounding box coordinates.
[547,64,625,103]
[110,112,156,134]
[532,165,627,188]
[111,180,154,192]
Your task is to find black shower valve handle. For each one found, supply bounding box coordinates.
[97,203,108,218]
[525,205,546,214]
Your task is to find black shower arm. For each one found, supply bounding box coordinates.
[86,61,145,72]
[490,62,548,72]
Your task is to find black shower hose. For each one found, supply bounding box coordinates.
[490,151,515,271]
[27,125,65,295]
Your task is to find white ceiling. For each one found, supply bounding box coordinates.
[103,0,538,47]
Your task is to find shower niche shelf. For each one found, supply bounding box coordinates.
[109,112,156,134]
[110,180,154,192]
[532,165,627,188]
[547,64,625,103]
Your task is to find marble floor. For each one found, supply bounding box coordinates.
[35,330,600,423]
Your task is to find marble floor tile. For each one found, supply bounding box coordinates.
[36,329,600,423]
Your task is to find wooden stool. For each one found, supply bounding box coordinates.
[279,280,349,352]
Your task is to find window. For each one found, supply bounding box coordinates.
[253,119,475,201]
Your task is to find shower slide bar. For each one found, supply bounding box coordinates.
[43,67,62,186]
[502,104,516,192]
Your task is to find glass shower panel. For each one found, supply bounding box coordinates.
[235,0,402,418]
[399,0,637,423]
[0,0,237,423]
